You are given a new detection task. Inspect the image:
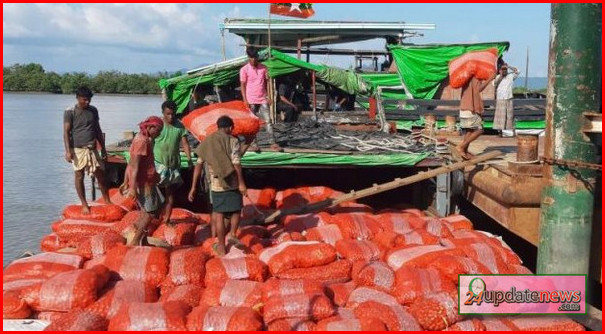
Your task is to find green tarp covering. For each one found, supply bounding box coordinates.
[395,119,545,131]
[389,42,510,99]
[114,150,429,167]
[241,151,429,167]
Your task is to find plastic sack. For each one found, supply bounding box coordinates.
[20,266,109,312]
[457,242,511,274]
[393,266,456,305]
[262,278,324,302]
[3,252,84,283]
[440,214,474,231]
[277,260,352,285]
[186,305,263,331]
[242,188,276,220]
[54,219,116,242]
[43,309,108,331]
[421,217,454,238]
[263,293,335,323]
[353,300,421,331]
[87,280,158,319]
[335,240,383,263]
[182,100,261,141]
[428,255,492,283]
[351,261,395,294]
[304,225,344,246]
[40,233,69,252]
[395,229,441,248]
[326,202,374,215]
[283,212,332,233]
[104,245,169,286]
[328,213,382,240]
[276,186,344,210]
[409,291,462,330]
[76,231,125,259]
[267,318,317,331]
[162,247,207,289]
[346,287,399,309]
[316,315,387,331]
[449,48,498,88]
[108,301,191,331]
[62,204,126,222]
[151,222,196,247]
[3,290,31,319]
[443,318,486,331]
[159,284,203,308]
[204,256,268,285]
[259,241,337,275]
[95,188,138,211]
[325,281,356,307]
[386,244,463,271]
[34,311,66,322]
[201,279,262,308]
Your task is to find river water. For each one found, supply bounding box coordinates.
[3,92,163,266]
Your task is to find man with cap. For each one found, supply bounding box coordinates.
[493,64,519,136]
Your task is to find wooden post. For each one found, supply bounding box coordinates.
[297,39,302,59]
[312,71,317,115]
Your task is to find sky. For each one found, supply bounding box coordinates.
[3,3,551,76]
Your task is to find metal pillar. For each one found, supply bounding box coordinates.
[537,3,601,275]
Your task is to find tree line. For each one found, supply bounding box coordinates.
[3,63,180,95]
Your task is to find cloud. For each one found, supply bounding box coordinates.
[3,3,246,72]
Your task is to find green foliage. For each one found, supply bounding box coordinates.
[3,63,166,95]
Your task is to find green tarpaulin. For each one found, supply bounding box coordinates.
[395,119,545,131]
[389,42,510,99]
[113,150,429,167]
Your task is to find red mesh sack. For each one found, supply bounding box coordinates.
[375,213,416,234]
[263,293,335,323]
[336,240,383,263]
[450,230,523,265]
[151,222,196,247]
[159,284,203,308]
[328,213,382,240]
[201,280,262,308]
[62,204,126,222]
[372,231,400,249]
[386,244,463,270]
[316,315,387,331]
[108,301,191,331]
[86,280,158,319]
[267,318,317,331]
[95,188,137,211]
[346,287,399,309]
[262,278,324,301]
[183,101,261,141]
[43,309,108,331]
[457,242,512,274]
[449,48,498,88]
[443,318,486,331]
[186,305,263,331]
[111,210,161,237]
[76,231,125,259]
[393,266,456,305]
[325,281,356,307]
[326,202,374,215]
[351,261,395,294]
[276,186,344,210]
[104,245,169,286]
[428,255,492,283]
[54,219,115,241]
[421,217,454,238]
[394,229,441,248]
[283,212,332,233]
[3,252,84,283]
[162,247,206,289]
[3,290,31,319]
[20,266,109,312]
[204,256,268,285]
[40,233,69,252]
[259,241,337,275]
[242,188,276,220]
[304,224,344,246]
[440,214,474,231]
[409,291,462,330]
[277,260,351,285]
[353,300,421,331]
[34,311,66,322]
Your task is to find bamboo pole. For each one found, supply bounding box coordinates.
[263,150,503,223]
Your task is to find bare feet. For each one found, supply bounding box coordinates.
[103,198,114,205]
[81,205,91,215]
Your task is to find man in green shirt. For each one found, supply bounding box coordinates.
[154,100,192,225]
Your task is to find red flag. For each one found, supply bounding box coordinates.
[270,3,315,19]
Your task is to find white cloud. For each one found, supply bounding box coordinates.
[3,3,244,72]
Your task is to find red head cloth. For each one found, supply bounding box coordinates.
[138,116,164,136]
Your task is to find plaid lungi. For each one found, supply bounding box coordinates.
[493,99,514,130]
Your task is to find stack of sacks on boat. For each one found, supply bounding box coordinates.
[3,185,585,331]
